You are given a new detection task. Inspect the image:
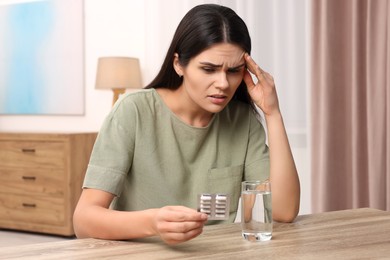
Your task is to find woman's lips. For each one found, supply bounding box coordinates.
[208,95,227,104]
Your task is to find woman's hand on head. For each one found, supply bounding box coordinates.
[243,53,280,117]
[151,206,208,245]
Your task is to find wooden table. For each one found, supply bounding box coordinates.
[1,208,389,259]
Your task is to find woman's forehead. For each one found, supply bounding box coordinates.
[193,43,245,66]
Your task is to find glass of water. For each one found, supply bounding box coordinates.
[241,180,272,241]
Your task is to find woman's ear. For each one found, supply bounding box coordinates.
[173,53,183,77]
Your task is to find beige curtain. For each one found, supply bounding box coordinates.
[311,0,390,212]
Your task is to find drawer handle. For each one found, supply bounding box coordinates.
[22,176,36,181]
[22,203,36,208]
[21,148,36,153]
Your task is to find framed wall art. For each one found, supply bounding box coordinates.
[0,0,84,115]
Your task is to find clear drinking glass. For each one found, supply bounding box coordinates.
[241,180,272,241]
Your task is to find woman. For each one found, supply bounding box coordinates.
[73,4,300,245]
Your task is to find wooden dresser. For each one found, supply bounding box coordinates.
[0,132,97,236]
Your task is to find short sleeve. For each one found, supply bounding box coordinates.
[83,100,136,196]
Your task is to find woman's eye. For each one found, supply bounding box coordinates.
[227,69,240,74]
[202,67,215,73]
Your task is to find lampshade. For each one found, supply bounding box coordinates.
[95,57,142,105]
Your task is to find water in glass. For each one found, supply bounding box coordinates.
[241,190,272,241]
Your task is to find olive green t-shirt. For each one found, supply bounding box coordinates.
[83,89,269,222]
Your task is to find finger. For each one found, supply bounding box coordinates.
[245,53,264,80]
[262,71,274,85]
[244,54,274,86]
[163,226,204,245]
[160,219,205,233]
[243,70,256,92]
[158,220,204,244]
[170,206,199,213]
[164,206,208,222]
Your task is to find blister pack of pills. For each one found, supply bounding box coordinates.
[197,193,230,220]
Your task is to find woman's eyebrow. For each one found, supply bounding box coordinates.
[229,63,246,70]
[199,62,222,68]
[199,62,246,69]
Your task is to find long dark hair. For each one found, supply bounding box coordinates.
[145,4,254,109]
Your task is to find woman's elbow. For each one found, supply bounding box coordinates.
[273,210,298,223]
[73,207,90,239]
[273,203,300,223]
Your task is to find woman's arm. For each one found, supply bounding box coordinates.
[243,53,300,222]
[73,189,208,244]
[264,112,300,222]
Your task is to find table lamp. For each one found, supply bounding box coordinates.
[95,57,142,106]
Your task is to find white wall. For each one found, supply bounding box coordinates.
[0,0,311,214]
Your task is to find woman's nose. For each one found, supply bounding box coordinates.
[215,72,229,89]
